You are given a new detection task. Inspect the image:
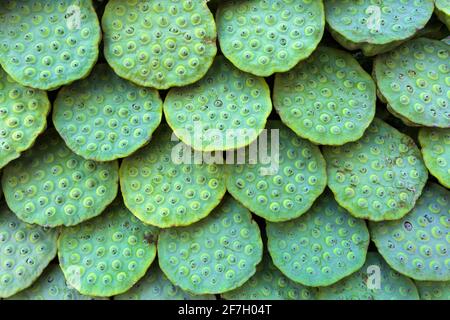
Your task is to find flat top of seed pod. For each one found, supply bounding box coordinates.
[222,253,316,300]
[216,0,324,77]
[266,191,370,287]
[58,199,159,297]
[415,281,450,300]
[273,46,376,146]
[114,262,216,300]
[1,128,119,227]
[102,0,217,90]
[369,183,450,281]
[158,196,263,295]
[164,55,272,152]
[0,67,50,170]
[324,0,434,47]
[374,38,450,128]
[120,124,226,228]
[317,252,419,300]
[323,118,428,221]
[0,0,101,90]
[6,264,98,300]
[53,64,163,162]
[0,202,58,298]
[225,120,327,222]
[418,127,450,188]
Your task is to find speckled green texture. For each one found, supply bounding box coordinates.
[102,0,217,90]
[0,0,101,90]
[323,118,428,221]
[222,254,316,300]
[374,38,450,128]
[53,63,162,161]
[415,280,450,300]
[164,55,272,152]
[114,263,216,300]
[58,199,159,297]
[267,192,370,287]
[216,0,325,77]
[0,67,50,170]
[317,252,419,300]
[120,124,226,228]
[370,183,450,281]
[225,120,327,222]
[158,196,263,295]
[273,46,376,145]
[418,127,450,188]
[0,202,58,298]
[324,0,434,56]
[435,0,450,31]
[1,129,119,227]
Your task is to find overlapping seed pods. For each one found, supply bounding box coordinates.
[0,0,101,90]
[53,63,163,161]
[1,129,119,227]
[58,199,159,297]
[415,281,450,300]
[102,0,217,89]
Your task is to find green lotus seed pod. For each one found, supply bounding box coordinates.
[120,124,226,228]
[374,38,449,128]
[370,183,450,281]
[1,128,119,227]
[324,0,434,56]
[222,253,316,300]
[317,252,419,300]
[0,202,58,298]
[6,264,100,300]
[58,199,159,297]
[323,118,428,221]
[267,191,370,287]
[114,263,216,300]
[225,120,327,222]
[216,0,325,77]
[443,36,450,46]
[0,67,50,170]
[415,280,450,300]
[164,55,272,152]
[53,64,163,162]
[435,0,450,31]
[158,196,263,295]
[418,127,450,188]
[102,0,217,90]
[0,0,101,90]
[273,46,376,146]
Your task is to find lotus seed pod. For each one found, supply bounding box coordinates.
[443,36,450,46]
[216,0,325,77]
[317,252,419,300]
[1,128,119,227]
[158,196,263,295]
[222,253,316,300]
[53,63,163,162]
[0,0,101,90]
[370,183,450,282]
[324,0,434,56]
[0,202,58,298]
[102,0,217,90]
[435,0,450,31]
[323,118,428,221]
[415,281,450,300]
[418,127,450,188]
[114,262,216,300]
[273,46,376,146]
[120,124,226,228]
[0,67,50,170]
[6,264,100,300]
[225,120,327,222]
[58,199,159,297]
[267,191,370,287]
[374,38,450,128]
[164,55,272,152]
